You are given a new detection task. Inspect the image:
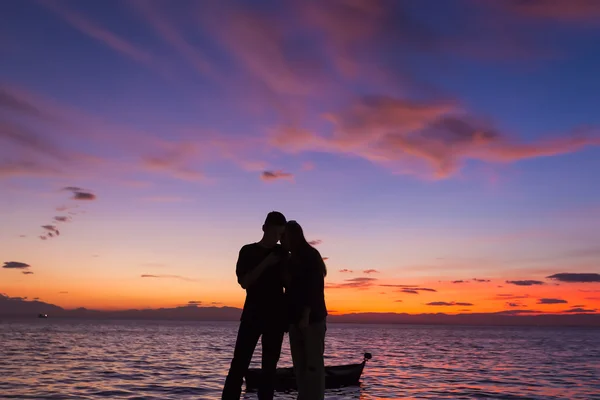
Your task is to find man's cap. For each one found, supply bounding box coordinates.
[264,211,286,226]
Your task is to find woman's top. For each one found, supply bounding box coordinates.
[286,247,327,325]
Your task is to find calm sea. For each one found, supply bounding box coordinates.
[0,320,598,399]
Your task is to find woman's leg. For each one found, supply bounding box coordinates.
[289,324,308,398]
[303,320,326,400]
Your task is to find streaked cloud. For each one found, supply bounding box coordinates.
[363,269,379,274]
[130,0,212,75]
[141,196,192,203]
[140,274,199,282]
[22,271,34,275]
[338,269,353,273]
[504,0,600,23]
[563,307,597,313]
[401,289,419,294]
[326,277,376,289]
[308,239,322,246]
[547,273,600,283]
[39,0,167,76]
[506,280,545,286]
[398,287,436,293]
[261,170,294,182]
[537,298,568,305]
[426,301,474,307]
[272,97,599,179]
[492,294,531,300]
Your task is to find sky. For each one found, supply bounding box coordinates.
[1,0,600,316]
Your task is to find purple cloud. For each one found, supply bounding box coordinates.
[506,280,545,286]
[3,261,31,269]
[537,298,568,304]
[547,273,600,283]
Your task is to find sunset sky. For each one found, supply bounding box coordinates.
[1,0,599,315]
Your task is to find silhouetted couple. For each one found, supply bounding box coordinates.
[221,211,328,400]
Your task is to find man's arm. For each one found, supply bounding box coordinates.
[236,248,279,289]
[281,253,292,290]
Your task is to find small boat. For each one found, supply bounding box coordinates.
[245,352,372,392]
[38,313,48,318]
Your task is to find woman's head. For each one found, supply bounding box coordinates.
[284,220,307,251]
[285,220,327,277]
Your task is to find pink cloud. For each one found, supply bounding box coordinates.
[271,96,600,179]
[363,269,380,274]
[202,3,325,97]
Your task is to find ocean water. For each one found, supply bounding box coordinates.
[0,320,599,400]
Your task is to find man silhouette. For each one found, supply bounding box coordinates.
[222,211,288,400]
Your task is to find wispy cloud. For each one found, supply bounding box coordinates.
[141,274,199,282]
[131,0,212,75]
[504,0,600,23]
[398,287,437,294]
[261,170,294,182]
[363,269,379,274]
[141,196,192,203]
[338,269,353,273]
[39,0,168,76]
[272,97,599,179]
[141,142,205,181]
[308,239,322,246]
[426,301,474,307]
[492,294,531,301]
[506,280,545,286]
[326,277,376,290]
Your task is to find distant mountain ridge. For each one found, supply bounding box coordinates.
[1,294,599,326]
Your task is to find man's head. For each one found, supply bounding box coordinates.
[262,211,287,243]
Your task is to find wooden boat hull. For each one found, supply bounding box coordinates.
[245,360,366,392]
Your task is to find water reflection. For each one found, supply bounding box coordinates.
[1,320,598,399]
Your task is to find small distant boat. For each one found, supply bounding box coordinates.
[38,313,48,319]
[245,352,372,392]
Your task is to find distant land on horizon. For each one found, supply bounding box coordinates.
[1,295,599,327]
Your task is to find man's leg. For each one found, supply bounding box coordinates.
[258,325,285,400]
[303,321,326,400]
[222,320,261,400]
[289,324,308,399]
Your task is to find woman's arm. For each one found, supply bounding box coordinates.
[298,250,324,326]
